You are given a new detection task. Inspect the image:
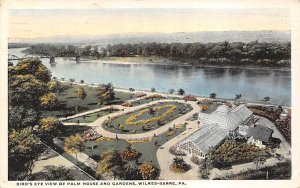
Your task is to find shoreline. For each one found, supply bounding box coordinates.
[58,79,291,108]
[88,58,291,72]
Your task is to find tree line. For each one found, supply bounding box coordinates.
[22,41,291,67]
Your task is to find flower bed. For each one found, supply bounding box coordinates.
[120,145,140,160]
[127,137,151,144]
[125,104,177,126]
[275,116,291,144]
[145,94,165,99]
[184,95,197,101]
[170,157,191,173]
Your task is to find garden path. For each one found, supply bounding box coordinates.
[59,105,125,122]
[89,99,201,140]
[156,120,203,180]
[53,138,98,171]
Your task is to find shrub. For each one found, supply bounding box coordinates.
[120,145,140,160]
[169,145,187,156]
[170,157,191,173]
[138,162,160,180]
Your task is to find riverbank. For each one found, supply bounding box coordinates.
[57,79,291,108]
[90,56,291,72]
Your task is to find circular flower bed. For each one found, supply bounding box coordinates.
[125,104,176,126]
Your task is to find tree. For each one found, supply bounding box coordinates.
[129,88,135,93]
[8,128,43,180]
[169,89,175,94]
[47,80,58,92]
[263,96,271,102]
[9,105,38,130]
[9,74,48,108]
[177,88,185,95]
[150,87,156,92]
[235,94,242,100]
[78,87,87,100]
[40,92,58,111]
[64,134,84,162]
[97,83,115,105]
[35,166,74,180]
[38,117,60,141]
[210,92,217,99]
[9,58,51,83]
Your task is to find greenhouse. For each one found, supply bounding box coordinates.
[177,123,228,158]
[178,104,254,158]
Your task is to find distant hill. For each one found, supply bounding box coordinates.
[16,31,290,45]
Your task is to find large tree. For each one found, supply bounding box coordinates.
[97,83,115,105]
[64,134,85,162]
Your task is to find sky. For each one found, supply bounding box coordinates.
[8,8,290,42]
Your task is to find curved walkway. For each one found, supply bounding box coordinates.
[157,120,203,180]
[89,99,201,140]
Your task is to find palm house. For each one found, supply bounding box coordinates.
[177,104,254,158]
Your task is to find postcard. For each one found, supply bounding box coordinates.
[1,0,299,188]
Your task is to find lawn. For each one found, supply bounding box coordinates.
[42,82,133,118]
[63,109,119,124]
[82,124,186,169]
[103,102,192,134]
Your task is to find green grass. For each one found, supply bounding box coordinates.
[82,125,186,169]
[42,82,133,118]
[63,110,119,123]
[103,102,192,134]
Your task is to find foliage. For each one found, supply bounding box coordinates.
[38,117,59,133]
[120,145,140,160]
[125,105,177,126]
[24,41,291,68]
[129,88,135,92]
[9,58,51,83]
[78,87,87,100]
[8,128,43,180]
[209,92,217,99]
[97,83,115,104]
[201,105,209,111]
[169,88,175,94]
[150,87,156,92]
[64,134,84,161]
[9,74,48,108]
[248,105,282,122]
[96,150,124,179]
[40,92,58,110]
[214,160,291,180]
[32,166,75,180]
[8,105,38,130]
[275,116,291,144]
[177,88,185,95]
[169,145,187,156]
[210,139,270,168]
[138,162,160,180]
[170,157,191,173]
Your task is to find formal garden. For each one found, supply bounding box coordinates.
[54,122,186,179]
[102,102,192,134]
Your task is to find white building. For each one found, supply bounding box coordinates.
[177,104,255,158]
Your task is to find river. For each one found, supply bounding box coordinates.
[9,48,291,106]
